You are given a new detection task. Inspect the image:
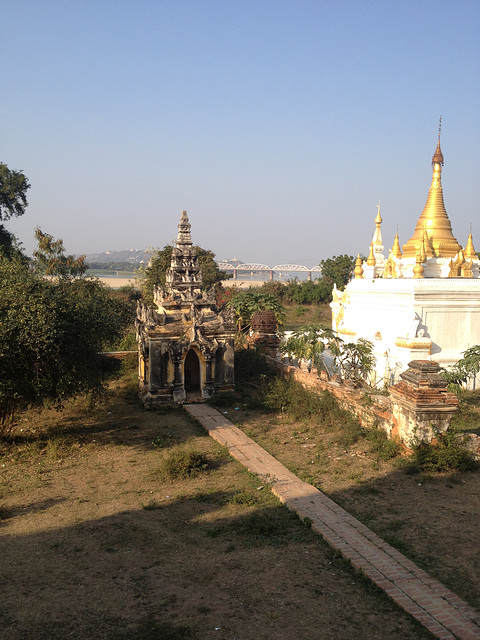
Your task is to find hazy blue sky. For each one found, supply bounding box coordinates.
[2,0,479,266]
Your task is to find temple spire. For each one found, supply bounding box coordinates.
[165,210,203,296]
[402,126,461,259]
[372,202,383,247]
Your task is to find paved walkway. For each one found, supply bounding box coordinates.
[185,403,480,640]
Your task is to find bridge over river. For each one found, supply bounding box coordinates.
[217,261,322,282]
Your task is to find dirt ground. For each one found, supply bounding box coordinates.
[226,402,480,613]
[0,379,433,640]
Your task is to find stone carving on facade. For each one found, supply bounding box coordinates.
[136,210,235,404]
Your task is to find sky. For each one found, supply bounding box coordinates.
[2,0,479,267]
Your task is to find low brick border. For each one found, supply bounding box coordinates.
[185,403,480,640]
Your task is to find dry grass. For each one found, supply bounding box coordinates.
[0,370,432,640]
[222,368,480,613]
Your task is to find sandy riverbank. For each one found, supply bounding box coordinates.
[98,276,268,290]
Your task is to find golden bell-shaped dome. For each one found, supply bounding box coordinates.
[464,232,477,260]
[391,232,402,258]
[354,254,364,279]
[402,137,462,259]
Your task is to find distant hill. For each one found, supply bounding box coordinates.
[82,249,150,265]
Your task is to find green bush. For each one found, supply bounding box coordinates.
[407,428,478,473]
[207,391,240,408]
[160,448,209,479]
[234,349,271,382]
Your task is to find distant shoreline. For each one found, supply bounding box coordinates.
[98,276,269,290]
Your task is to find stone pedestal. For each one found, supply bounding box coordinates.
[389,360,459,444]
[250,310,280,356]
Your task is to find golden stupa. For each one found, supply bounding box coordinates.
[402,129,462,259]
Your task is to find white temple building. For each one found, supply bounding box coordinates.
[331,129,480,386]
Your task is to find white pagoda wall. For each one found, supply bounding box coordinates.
[338,278,480,385]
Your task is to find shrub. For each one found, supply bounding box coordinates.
[234,349,270,382]
[159,448,208,479]
[336,419,365,448]
[366,428,401,461]
[407,428,478,473]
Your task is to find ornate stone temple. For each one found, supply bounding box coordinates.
[331,127,480,386]
[136,210,235,404]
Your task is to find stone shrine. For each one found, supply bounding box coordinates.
[136,210,235,404]
[331,127,480,386]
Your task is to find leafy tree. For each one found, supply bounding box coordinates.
[319,255,356,290]
[336,338,375,384]
[443,346,480,389]
[283,278,334,304]
[0,163,30,221]
[0,226,26,261]
[33,227,88,277]
[281,325,375,384]
[281,324,338,373]
[227,290,286,334]
[140,244,230,305]
[0,162,30,257]
[0,248,133,436]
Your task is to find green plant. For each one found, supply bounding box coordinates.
[336,419,365,448]
[159,448,209,479]
[336,338,376,384]
[407,428,478,472]
[229,491,258,506]
[295,305,308,316]
[442,346,480,389]
[366,428,402,461]
[281,324,338,375]
[206,391,239,408]
[227,290,286,335]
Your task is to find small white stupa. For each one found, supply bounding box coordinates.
[331,123,480,386]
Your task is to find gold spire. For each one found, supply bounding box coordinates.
[373,202,383,247]
[402,126,462,259]
[391,232,402,258]
[366,242,375,266]
[354,254,364,279]
[464,232,477,260]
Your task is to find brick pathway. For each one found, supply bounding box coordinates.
[185,403,480,640]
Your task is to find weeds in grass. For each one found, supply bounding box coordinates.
[234,507,294,544]
[406,428,478,473]
[142,499,159,510]
[207,391,239,408]
[366,428,402,461]
[152,434,175,448]
[335,419,365,448]
[159,448,209,480]
[450,402,480,433]
[228,490,258,506]
[264,377,341,423]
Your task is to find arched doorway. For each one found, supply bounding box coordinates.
[184,349,201,394]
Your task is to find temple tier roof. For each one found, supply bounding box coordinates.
[402,138,462,259]
[164,210,203,296]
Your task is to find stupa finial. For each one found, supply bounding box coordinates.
[432,117,444,166]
